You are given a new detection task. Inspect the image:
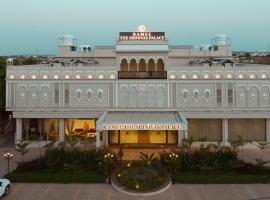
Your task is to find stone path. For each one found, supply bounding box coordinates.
[2,183,270,200]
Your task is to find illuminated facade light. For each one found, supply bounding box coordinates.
[226,73,233,79]
[192,74,198,79]
[87,74,93,79]
[98,74,104,79]
[261,73,267,79]
[53,74,59,79]
[238,73,244,79]
[181,74,187,79]
[249,73,256,79]
[64,74,70,79]
[31,74,37,79]
[204,74,209,79]
[215,73,221,79]
[20,73,26,79]
[169,73,176,79]
[9,73,15,79]
[42,74,48,79]
[75,73,81,79]
[110,73,116,79]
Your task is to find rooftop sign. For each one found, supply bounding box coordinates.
[119,24,165,41]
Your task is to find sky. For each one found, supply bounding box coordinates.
[0,0,270,55]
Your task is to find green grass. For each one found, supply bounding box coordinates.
[173,173,270,184]
[5,172,106,183]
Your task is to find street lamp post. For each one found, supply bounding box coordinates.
[4,152,13,175]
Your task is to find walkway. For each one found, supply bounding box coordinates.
[3,183,270,200]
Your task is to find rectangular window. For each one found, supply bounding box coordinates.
[54,83,59,105]
[214,46,219,51]
[216,83,222,106]
[65,84,69,106]
[228,83,233,106]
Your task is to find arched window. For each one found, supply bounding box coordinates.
[120,59,128,71]
[129,59,137,71]
[76,89,82,100]
[182,89,188,101]
[193,89,199,101]
[157,58,164,71]
[138,59,146,71]
[97,89,103,101]
[148,58,155,71]
[87,89,92,100]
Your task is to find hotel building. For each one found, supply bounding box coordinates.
[6,25,270,148]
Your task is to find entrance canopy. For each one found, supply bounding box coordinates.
[96,111,187,131]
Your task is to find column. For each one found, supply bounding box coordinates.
[102,131,108,146]
[178,130,185,146]
[266,119,270,142]
[222,119,229,146]
[59,119,65,142]
[96,131,101,148]
[15,118,22,144]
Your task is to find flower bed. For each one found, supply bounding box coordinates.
[115,161,167,191]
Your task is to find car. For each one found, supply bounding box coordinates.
[0,179,11,197]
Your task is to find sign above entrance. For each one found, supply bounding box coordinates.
[119,32,165,41]
[119,25,165,41]
[103,123,181,130]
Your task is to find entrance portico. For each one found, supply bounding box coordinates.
[96,111,188,148]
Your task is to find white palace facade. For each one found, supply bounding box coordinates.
[6,25,270,148]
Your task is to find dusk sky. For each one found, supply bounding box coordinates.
[0,0,269,55]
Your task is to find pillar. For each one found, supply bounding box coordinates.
[59,119,65,142]
[96,131,101,148]
[178,130,186,146]
[222,119,229,146]
[266,119,270,142]
[15,118,22,144]
[102,130,108,146]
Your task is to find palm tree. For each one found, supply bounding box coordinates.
[255,142,269,160]
[15,141,31,162]
[139,152,156,167]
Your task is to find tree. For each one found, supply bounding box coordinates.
[0,57,6,111]
[16,141,31,162]
[139,152,156,167]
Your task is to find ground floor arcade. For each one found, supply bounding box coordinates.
[13,111,270,147]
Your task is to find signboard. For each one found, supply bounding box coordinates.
[103,123,181,130]
[119,32,165,41]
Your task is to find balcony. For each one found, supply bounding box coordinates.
[118,71,167,79]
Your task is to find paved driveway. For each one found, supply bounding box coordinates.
[2,183,270,200]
